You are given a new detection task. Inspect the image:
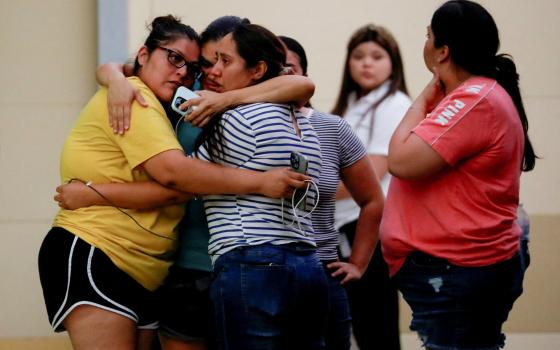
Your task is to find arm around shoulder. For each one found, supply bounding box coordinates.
[227,75,315,107]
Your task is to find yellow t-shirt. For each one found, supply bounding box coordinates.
[54,77,184,291]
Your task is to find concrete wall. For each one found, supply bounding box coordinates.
[0,0,558,341]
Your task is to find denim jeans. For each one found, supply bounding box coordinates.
[394,251,526,350]
[211,243,329,350]
[517,203,531,269]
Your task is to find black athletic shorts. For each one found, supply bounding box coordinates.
[157,265,215,343]
[38,227,158,331]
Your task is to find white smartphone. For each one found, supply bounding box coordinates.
[171,86,199,116]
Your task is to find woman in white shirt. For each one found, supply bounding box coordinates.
[331,24,411,350]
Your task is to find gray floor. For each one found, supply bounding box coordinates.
[349,332,560,350]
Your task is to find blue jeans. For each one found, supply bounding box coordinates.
[394,251,526,350]
[323,265,352,350]
[517,204,531,269]
[211,244,329,350]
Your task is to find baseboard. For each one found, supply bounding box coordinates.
[0,336,72,350]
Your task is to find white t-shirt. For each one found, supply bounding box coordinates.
[334,81,411,229]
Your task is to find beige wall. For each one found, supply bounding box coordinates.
[0,0,97,337]
[0,0,558,339]
[125,0,560,214]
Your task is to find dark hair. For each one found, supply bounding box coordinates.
[278,36,308,75]
[331,24,408,118]
[431,0,536,171]
[133,15,199,74]
[201,23,286,161]
[331,24,408,146]
[231,24,286,83]
[200,16,250,45]
[278,35,312,108]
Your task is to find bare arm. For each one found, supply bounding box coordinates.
[327,156,385,284]
[388,72,447,179]
[55,180,192,210]
[336,154,387,200]
[96,62,124,86]
[96,62,147,134]
[55,152,308,210]
[142,149,308,198]
[185,75,315,126]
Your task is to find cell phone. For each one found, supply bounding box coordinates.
[171,86,199,116]
[290,151,309,210]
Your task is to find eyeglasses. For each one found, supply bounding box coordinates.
[158,46,201,79]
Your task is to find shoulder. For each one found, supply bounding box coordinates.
[378,90,412,112]
[226,103,288,122]
[127,76,158,102]
[371,91,411,129]
[310,110,342,127]
[127,77,166,116]
[234,102,289,115]
[310,111,351,140]
[448,76,498,105]
[421,77,500,130]
[433,77,498,122]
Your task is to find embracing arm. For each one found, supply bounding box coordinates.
[328,156,385,283]
[97,62,125,86]
[224,75,314,108]
[185,75,315,126]
[142,150,308,198]
[55,180,192,210]
[96,62,147,134]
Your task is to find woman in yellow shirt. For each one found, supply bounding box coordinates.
[38,15,305,350]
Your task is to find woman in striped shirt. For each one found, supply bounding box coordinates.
[280,35,385,350]
[196,23,328,349]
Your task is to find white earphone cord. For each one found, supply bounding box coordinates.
[281,178,320,235]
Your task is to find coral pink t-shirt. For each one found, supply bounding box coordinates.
[380,77,524,276]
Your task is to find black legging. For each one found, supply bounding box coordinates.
[339,220,401,350]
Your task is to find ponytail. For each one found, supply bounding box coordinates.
[493,54,537,171]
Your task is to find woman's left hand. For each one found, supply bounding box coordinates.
[184,90,233,127]
[107,76,148,134]
[54,181,96,210]
[417,67,446,113]
[326,261,364,284]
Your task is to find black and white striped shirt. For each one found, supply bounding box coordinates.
[196,103,322,261]
[309,110,367,261]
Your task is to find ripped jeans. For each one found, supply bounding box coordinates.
[394,250,526,350]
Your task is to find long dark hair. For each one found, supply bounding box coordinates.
[278,35,308,75]
[133,15,199,75]
[331,24,408,117]
[431,0,536,171]
[200,23,286,161]
[278,35,312,108]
